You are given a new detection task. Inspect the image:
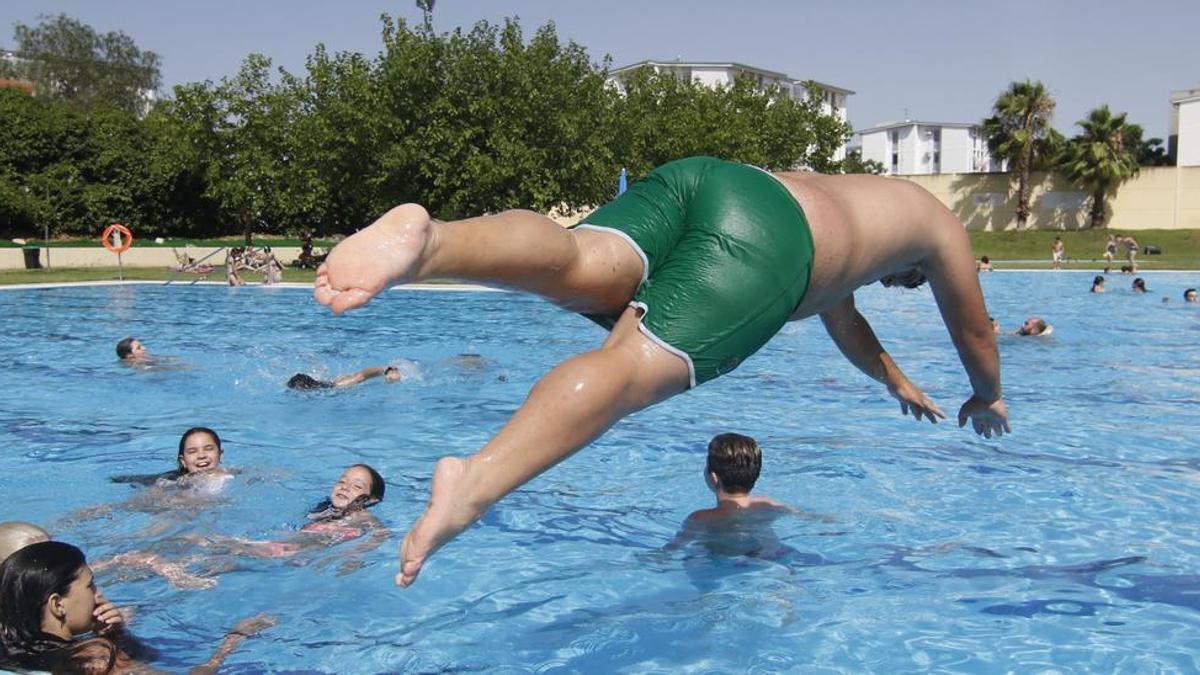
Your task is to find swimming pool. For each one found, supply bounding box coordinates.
[1,271,1198,672]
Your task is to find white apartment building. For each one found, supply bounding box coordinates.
[607,60,854,160]
[856,121,1001,175]
[1169,88,1200,167]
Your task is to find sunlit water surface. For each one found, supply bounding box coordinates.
[1,272,1199,672]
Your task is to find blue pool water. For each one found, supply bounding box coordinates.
[1,272,1199,672]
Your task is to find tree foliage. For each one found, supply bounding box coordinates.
[982,80,1063,230]
[5,13,161,116]
[1056,105,1142,229]
[0,14,856,239]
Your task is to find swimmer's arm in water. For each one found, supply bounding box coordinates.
[819,294,946,423]
[330,366,387,388]
[188,613,277,675]
[920,218,1010,437]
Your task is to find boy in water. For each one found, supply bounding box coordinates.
[314,156,1009,587]
[679,434,788,527]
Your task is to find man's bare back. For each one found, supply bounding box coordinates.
[772,172,965,319]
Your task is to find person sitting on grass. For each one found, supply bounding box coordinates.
[0,541,274,674]
[1091,276,1106,293]
[287,365,407,390]
[1015,316,1053,337]
[665,434,793,556]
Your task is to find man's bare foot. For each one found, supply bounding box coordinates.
[396,456,483,587]
[314,203,435,314]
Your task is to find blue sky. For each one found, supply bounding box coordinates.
[2,0,1197,140]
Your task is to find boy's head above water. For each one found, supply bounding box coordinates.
[705,433,761,495]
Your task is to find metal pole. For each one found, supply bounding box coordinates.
[44,185,50,269]
[118,251,124,281]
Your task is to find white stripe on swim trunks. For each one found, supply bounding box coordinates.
[572,223,650,287]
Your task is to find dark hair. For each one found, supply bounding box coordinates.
[307,464,386,520]
[287,373,332,390]
[980,256,990,264]
[0,541,87,665]
[177,427,221,473]
[1132,278,1147,291]
[706,433,762,494]
[1092,275,1104,286]
[1185,288,1196,300]
[880,268,928,290]
[115,337,137,360]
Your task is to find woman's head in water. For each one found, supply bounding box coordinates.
[287,373,332,390]
[177,427,223,474]
[0,541,95,648]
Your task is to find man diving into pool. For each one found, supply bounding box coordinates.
[313,156,1010,587]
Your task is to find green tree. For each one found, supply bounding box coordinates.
[609,69,850,180]
[982,80,1062,230]
[1056,105,1142,229]
[6,14,161,116]
[839,148,885,174]
[1137,137,1171,166]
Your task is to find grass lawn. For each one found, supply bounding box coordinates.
[2,230,1198,286]
[969,229,1200,270]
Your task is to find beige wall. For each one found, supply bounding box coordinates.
[901,166,1200,231]
[0,246,304,271]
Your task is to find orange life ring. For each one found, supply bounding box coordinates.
[101,224,133,253]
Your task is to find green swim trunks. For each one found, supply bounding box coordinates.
[574,156,815,387]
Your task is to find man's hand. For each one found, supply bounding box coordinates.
[957,396,1010,438]
[886,374,947,424]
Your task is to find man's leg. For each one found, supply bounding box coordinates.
[397,306,691,586]
[314,204,644,315]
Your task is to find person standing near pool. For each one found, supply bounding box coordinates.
[313,156,1009,587]
[1050,236,1065,270]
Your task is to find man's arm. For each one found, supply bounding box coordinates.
[819,294,945,423]
[921,214,1010,437]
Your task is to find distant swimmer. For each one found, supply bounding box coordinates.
[1132,277,1149,294]
[977,256,994,272]
[1185,288,1198,303]
[314,156,1008,586]
[1015,316,1053,337]
[1091,275,1106,293]
[115,337,148,362]
[287,365,408,390]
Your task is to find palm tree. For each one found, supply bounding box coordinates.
[981,81,1062,230]
[1056,105,1142,229]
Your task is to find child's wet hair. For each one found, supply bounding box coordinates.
[115,337,137,359]
[706,433,762,494]
[353,464,386,503]
[287,373,332,390]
